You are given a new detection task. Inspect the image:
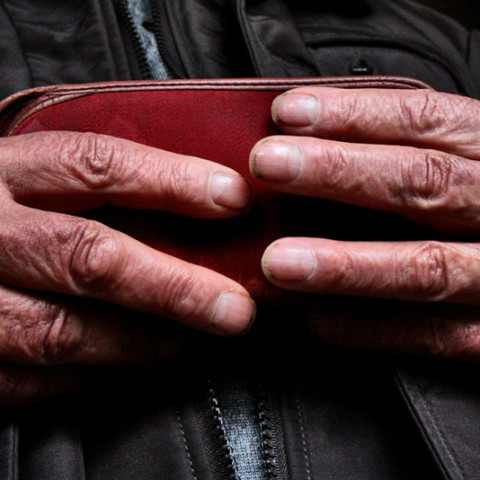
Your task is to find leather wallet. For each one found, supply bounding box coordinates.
[0,77,429,305]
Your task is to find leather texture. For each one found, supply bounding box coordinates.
[0,77,429,306]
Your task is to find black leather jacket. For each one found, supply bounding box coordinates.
[1,1,480,479]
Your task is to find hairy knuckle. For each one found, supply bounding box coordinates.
[409,242,451,300]
[66,220,120,293]
[400,150,452,209]
[71,133,122,189]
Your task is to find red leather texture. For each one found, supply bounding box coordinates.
[2,78,427,305]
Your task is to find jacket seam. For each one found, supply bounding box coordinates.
[420,393,466,480]
[8,422,19,480]
[176,409,199,480]
[294,390,311,480]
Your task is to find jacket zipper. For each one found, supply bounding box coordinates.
[115,0,153,80]
[197,380,238,480]
[258,385,289,480]
[149,0,186,79]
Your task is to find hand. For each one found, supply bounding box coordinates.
[0,131,255,404]
[251,87,480,361]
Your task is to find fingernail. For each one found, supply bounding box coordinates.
[273,94,318,126]
[309,314,346,343]
[250,141,302,181]
[210,172,250,209]
[263,245,316,281]
[211,291,256,336]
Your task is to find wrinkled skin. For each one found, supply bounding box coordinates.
[253,87,480,362]
[3,86,480,404]
[0,131,254,404]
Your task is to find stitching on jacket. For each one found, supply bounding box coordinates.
[413,384,466,480]
[8,422,19,480]
[207,382,238,480]
[424,396,467,480]
[295,390,312,480]
[176,409,199,480]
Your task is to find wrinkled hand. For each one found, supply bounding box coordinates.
[0,131,255,404]
[251,87,480,361]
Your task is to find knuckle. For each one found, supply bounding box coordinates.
[334,93,365,131]
[407,242,451,300]
[320,144,351,191]
[424,318,451,357]
[422,316,478,360]
[324,249,358,291]
[64,220,121,293]
[402,91,446,135]
[400,150,453,210]
[32,304,83,365]
[161,268,202,317]
[1,295,84,365]
[452,324,480,361]
[159,157,200,206]
[69,133,122,189]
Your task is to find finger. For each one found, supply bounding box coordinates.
[0,132,250,217]
[250,136,480,233]
[0,364,83,406]
[271,88,480,159]
[309,303,480,362]
[262,238,480,304]
[0,204,256,336]
[0,285,184,366]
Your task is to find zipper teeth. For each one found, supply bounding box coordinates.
[258,385,290,480]
[207,384,238,480]
[116,0,153,80]
[149,0,185,79]
[258,392,277,479]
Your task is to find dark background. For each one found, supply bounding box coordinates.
[418,0,479,29]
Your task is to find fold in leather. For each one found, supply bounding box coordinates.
[396,363,480,480]
[0,3,32,100]
[157,0,255,78]
[3,0,131,88]
[236,0,318,77]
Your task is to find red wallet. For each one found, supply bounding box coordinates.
[0,77,428,305]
